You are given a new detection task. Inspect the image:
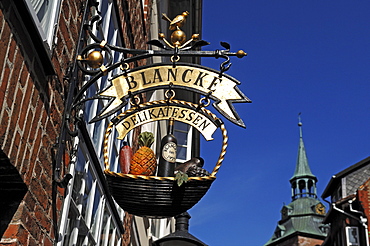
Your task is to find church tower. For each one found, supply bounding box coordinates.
[264,117,328,246]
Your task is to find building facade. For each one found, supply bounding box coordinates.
[0,0,202,245]
[321,156,370,246]
[264,122,328,246]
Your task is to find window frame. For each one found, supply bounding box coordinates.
[173,122,193,162]
[1,0,56,74]
[56,122,125,246]
[346,226,360,246]
[24,0,62,51]
[56,1,128,244]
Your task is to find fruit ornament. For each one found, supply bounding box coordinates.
[129,132,157,176]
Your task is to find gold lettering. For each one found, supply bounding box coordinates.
[178,109,188,119]
[153,69,163,83]
[182,69,193,83]
[167,68,177,81]
[122,121,130,130]
[199,120,211,131]
[149,109,157,119]
[157,108,166,118]
[194,72,208,87]
[141,71,151,85]
[192,115,203,125]
[126,76,137,89]
[171,107,179,118]
[186,112,195,121]
[208,76,221,90]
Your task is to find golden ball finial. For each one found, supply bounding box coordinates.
[236,50,247,58]
[171,29,186,46]
[86,51,104,69]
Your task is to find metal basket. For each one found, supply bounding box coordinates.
[104,171,215,218]
[103,100,228,218]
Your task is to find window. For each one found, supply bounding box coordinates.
[25,0,62,48]
[174,121,193,162]
[332,186,342,203]
[274,225,285,239]
[57,1,126,245]
[57,138,124,246]
[346,226,359,246]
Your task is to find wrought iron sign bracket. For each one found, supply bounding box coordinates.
[62,6,253,218]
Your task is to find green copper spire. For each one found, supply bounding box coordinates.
[264,114,327,246]
[290,114,317,200]
[291,115,315,180]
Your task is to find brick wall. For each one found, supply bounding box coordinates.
[0,0,84,245]
[118,0,152,61]
[270,235,323,246]
[0,0,152,245]
[297,236,323,246]
[358,178,370,236]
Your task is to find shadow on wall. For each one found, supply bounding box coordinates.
[0,149,28,238]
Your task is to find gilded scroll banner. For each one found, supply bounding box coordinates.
[115,105,218,141]
[99,63,251,128]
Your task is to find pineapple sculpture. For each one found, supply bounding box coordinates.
[130,132,157,175]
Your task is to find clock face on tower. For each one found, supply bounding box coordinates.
[315,203,325,215]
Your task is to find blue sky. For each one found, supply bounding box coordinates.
[188,1,370,245]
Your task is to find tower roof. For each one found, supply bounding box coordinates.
[290,120,317,182]
[264,116,327,246]
[264,197,327,246]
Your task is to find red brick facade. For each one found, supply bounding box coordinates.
[358,178,370,236]
[297,236,323,246]
[0,0,84,244]
[268,235,323,246]
[0,0,151,245]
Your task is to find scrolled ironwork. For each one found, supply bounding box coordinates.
[67,8,248,129]
[76,43,113,75]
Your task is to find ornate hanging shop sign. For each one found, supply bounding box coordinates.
[99,63,250,128]
[66,6,253,218]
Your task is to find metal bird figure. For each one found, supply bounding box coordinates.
[162,11,190,30]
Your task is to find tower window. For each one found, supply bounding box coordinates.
[298,180,306,197]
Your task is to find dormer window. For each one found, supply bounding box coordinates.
[274,225,286,239]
